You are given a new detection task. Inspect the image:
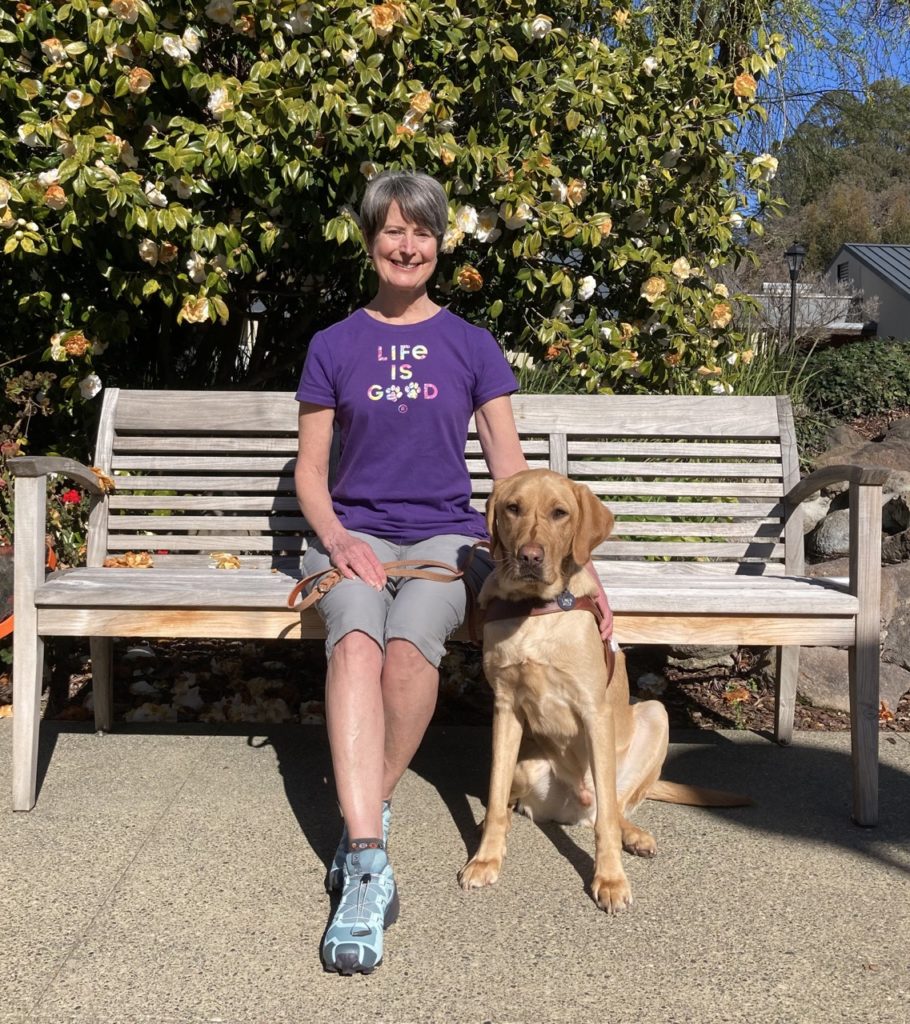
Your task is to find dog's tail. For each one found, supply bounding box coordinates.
[646,780,752,807]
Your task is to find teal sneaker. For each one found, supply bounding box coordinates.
[325,800,392,892]
[321,847,399,975]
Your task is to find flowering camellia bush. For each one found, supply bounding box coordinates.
[1,1,785,459]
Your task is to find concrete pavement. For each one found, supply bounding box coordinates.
[2,720,909,1024]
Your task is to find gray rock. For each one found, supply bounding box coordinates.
[800,495,832,535]
[882,494,910,534]
[805,557,908,632]
[806,508,854,560]
[883,600,910,671]
[796,647,910,714]
[886,418,910,442]
[666,645,736,671]
[882,528,910,565]
[825,424,867,449]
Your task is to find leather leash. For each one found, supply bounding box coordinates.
[287,558,464,611]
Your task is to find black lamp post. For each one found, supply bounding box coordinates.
[784,241,806,348]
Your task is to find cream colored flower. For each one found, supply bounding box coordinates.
[205,0,235,25]
[456,265,483,292]
[40,37,66,63]
[110,0,140,23]
[49,332,66,361]
[162,35,192,63]
[577,275,596,301]
[619,322,635,341]
[43,184,67,210]
[711,382,733,395]
[751,154,778,182]
[697,365,723,377]
[18,124,42,147]
[439,145,455,167]
[713,283,729,299]
[158,242,178,264]
[529,14,553,39]
[474,207,500,244]
[709,302,734,328]
[741,348,754,364]
[182,27,202,53]
[598,215,613,238]
[671,257,692,281]
[138,238,159,265]
[206,86,233,120]
[613,10,630,29]
[733,73,757,98]
[455,204,478,235]
[640,276,666,303]
[128,68,154,94]
[641,56,659,77]
[552,299,574,320]
[728,212,743,228]
[441,226,463,253]
[0,178,10,208]
[500,201,531,230]
[106,42,134,63]
[78,373,103,400]
[144,181,168,207]
[186,251,207,283]
[550,178,567,203]
[341,47,358,66]
[180,295,211,323]
[37,168,59,189]
[565,178,587,207]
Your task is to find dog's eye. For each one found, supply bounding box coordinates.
[551,507,569,520]
[505,502,521,515]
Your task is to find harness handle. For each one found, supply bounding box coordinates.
[288,558,463,611]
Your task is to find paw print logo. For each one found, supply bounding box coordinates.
[404,382,420,399]
[385,385,403,401]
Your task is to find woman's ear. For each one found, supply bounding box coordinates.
[571,481,614,566]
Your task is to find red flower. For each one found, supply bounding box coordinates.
[60,489,81,504]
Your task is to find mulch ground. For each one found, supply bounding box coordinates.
[2,636,907,735]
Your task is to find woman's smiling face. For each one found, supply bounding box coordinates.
[369,200,439,296]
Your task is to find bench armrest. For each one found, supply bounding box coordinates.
[7,456,107,495]
[784,463,890,508]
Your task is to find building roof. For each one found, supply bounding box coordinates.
[827,244,910,302]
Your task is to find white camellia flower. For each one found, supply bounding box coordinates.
[182,27,202,53]
[37,169,60,189]
[577,275,596,301]
[40,38,67,63]
[441,227,463,253]
[205,0,235,25]
[341,47,358,66]
[455,204,478,235]
[78,373,103,400]
[529,14,553,39]
[641,56,660,76]
[500,201,532,230]
[751,154,779,181]
[551,178,567,203]
[18,124,42,147]
[65,90,87,110]
[474,208,501,244]
[671,257,692,281]
[552,298,574,320]
[186,252,207,283]
[49,333,67,361]
[144,181,168,207]
[0,179,11,207]
[207,87,233,120]
[714,283,730,298]
[138,239,159,265]
[728,212,744,228]
[162,35,192,63]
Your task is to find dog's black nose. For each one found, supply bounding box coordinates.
[518,544,544,567]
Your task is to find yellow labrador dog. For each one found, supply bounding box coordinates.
[458,469,746,913]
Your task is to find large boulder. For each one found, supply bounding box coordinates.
[796,648,909,716]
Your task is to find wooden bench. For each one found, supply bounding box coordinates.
[10,390,887,823]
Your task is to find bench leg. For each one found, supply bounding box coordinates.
[849,642,879,827]
[12,630,45,812]
[90,637,114,732]
[773,646,799,745]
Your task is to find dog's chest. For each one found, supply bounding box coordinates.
[483,617,604,738]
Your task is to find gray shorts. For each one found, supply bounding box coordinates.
[301,532,493,667]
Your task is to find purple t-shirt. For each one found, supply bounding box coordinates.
[296,307,518,542]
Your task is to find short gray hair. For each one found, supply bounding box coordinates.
[360,170,448,249]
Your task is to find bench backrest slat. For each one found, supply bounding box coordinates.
[91,389,800,575]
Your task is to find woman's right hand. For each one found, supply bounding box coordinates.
[324,530,387,590]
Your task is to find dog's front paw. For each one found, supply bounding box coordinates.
[621,823,657,858]
[458,855,503,890]
[591,872,633,914]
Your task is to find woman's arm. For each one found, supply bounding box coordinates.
[474,394,528,480]
[295,403,386,589]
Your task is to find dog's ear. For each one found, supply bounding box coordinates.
[486,480,504,558]
[571,481,614,566]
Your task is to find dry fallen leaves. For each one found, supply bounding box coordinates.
[90,467,116,492]
[723,686,752,704]
[0,704,13,718]
[103,551,154,568]
[210,552,241,569]
[879,701,895,723]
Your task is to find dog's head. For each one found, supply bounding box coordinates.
[486,469,614,593]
